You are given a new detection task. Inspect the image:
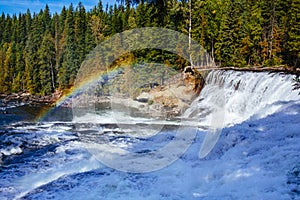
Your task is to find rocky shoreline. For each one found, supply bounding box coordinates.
[0,90,62,107]
[0,66,203,119]
[1,66,298,118]
[70,66,205,119]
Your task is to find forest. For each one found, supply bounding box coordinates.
[0,0,299,95]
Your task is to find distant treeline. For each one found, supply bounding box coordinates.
[0,0,299,95]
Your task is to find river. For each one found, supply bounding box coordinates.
[0,70,299,199]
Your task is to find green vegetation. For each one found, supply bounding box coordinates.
[0,0,299,95]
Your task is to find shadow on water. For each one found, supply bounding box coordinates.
[0,103,73,125]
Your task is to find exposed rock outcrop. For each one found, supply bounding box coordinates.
[131,66,205,118]
[0,90,63,107]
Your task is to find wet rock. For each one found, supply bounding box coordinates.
[135,92,153,103]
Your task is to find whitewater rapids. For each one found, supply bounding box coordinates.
[0,70,299,199]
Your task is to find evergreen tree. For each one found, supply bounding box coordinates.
[25,9,32,39]
[38,31,56,95]
[0,46,5,92]
[0,13,5,43]
[127,8,137,29]
[75,2,87,65]
[3,15,12,43]
[165,0,182,31]
[2,43,13,92]
[11,15,19,44]
[286,0,300,68]
[32,13,44,93]
[12,43,25,92]
[18,13,27,45]
[24,33,36,93]
[85,13,96,52]
[219,1,244,67]
[59,4,78,88]
[52,13,61,88]
[42,5,51,32]
[89,11,106,44]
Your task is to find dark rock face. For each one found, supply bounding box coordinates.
[184,66,195,75]
[183,66,205,94]
[135,98,149,103]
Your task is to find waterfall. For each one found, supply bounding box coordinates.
[184,70,300,128]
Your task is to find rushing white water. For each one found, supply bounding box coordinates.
[184,70,299,127]
[0,70,299,199]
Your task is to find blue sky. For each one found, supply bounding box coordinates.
[0,0,116,16]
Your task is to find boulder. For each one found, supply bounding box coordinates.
[135,92,153,103]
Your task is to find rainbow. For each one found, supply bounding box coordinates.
[36,67,123,122]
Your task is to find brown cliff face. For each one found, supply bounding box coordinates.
[133,66,205,118]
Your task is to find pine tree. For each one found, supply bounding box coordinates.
[59,4,78,88]
[286,0,300,68]
[0,13,5,43]
[42,5,51,32]
[1,42,15,93]
[75,2,87,65]
[25,9,32,38]
[213,0,230,66]
[24,12,44,93]
[11,15,19,44]
[12,43,25,92]
[52,13,60,90]
[237,0,263,66]
[135,1,147,27]
[38,32,56,95]
[0,46,5,92]
[89,12,106,44]
[85,13,96,52]
[18,13,27,45]
[165,0,182,31]
[111,4,124,34]
[3,15,12,43]
[218,0,244,67]
[24,33,36,93]
[127,8,137,29]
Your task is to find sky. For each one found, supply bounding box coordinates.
[0,0,116,16]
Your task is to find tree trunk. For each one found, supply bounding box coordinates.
[211,39,214,63]
[50,62,55,91]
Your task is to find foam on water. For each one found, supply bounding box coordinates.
[73,110,183,125]
[184,70,299,127]
[10,103,300,199]
[0,70,299,199]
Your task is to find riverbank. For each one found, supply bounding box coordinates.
[0,90,62,107]
[71,66,204,119]
[1,66,298,116]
